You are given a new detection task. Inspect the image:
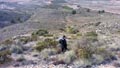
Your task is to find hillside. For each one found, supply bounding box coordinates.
[0,10,30,28]
[0,4,120,42]
[66,0,120,14]
[0,0,120,68]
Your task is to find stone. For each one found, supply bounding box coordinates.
[10,45,23,54]
[13,63,20,67]
[113,62,120,67]
[21,60,37,65]
[33,54,39,57]
[0,46,8,51]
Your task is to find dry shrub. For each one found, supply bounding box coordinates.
[1,39,13,45]
[66,26,79,34]
[76,48,92,59]
[0,49,12,64]
[32,29,48,36]
[57,50,77,64]
[35,38,58,52]
[19,36,31,44]
[31,34,38,41]
[85,31,98,42]
[40,48,57,59]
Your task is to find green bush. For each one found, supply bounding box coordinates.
[95,47,113,58]
[35,38,58,52]
[19,36,31,44]
[65,38,114,65]
[2,39,13,45]
[43,34,53,37]
[0,50,11,57]
[85,31,97,37]
[64,50,76,64]
[35,42,47,52]
[86,8,90,12]
[44,39,58,47]
[76,48,93,59]
[56,50,76,64]
[72,40,114,64]
[76,33,82,37]
[72,10,77,14]
[0,50,11,64]
[95,22,101,26]
[85,31,98,42]
[59,28,65,32]
[40,48,57,59]
[66,26,79,34]
[31,34,38,41]
[70,42,93,59]
[62,6,73,10]
[98,10,105,14]
[71,41,94,59]
[32,29,48,36]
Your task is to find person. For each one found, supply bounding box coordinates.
[59,35,68,52]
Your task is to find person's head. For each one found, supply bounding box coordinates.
[63,35,66,39]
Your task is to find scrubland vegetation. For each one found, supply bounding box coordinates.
[0,24,118,68]
[0,1,120,68]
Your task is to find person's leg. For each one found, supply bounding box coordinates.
[61,46,64,52]
[63,45,67,52]
[64,45,67,51]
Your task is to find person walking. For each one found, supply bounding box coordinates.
[59,35,68,52]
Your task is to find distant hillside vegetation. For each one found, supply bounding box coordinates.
[0,10,31,28]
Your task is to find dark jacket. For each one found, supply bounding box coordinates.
[59,39,67,49]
